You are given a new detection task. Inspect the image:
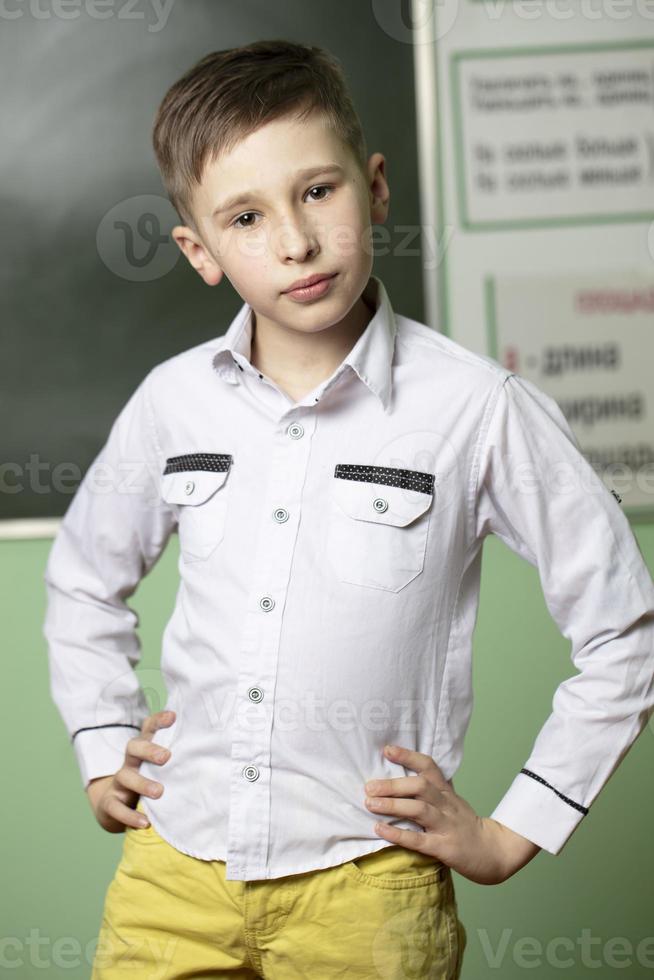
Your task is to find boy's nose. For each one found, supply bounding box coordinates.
[275,223,319,262]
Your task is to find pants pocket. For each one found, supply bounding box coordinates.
[342,843,447,890]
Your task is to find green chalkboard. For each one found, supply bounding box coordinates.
[1,1,424,522]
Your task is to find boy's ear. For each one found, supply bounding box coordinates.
[171,225,224,287]
[366,153,390,225]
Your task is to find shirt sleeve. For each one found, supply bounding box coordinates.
[474,371,654,855]
[42,369,177,791]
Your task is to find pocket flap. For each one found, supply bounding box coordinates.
[161,453,232,506]
[332,463,434,527]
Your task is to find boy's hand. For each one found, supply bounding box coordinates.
[364,744,541,885]
[85,710,175,833]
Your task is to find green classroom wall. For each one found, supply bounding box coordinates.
[5,524,654,979]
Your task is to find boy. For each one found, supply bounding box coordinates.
[43,39,654,979]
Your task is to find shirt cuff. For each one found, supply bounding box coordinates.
[489,769,588,855]
[73,724,142,791]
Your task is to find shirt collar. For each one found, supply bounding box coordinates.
[211,275,397,412]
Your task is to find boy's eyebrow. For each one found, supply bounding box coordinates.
[211,164,346,218]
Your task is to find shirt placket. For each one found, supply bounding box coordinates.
[225,404,318,880]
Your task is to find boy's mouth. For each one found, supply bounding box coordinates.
[282,272,338,295]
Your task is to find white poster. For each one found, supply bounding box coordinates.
[489,270,654,515]
[413,4,654,521]
[452,41,654,228]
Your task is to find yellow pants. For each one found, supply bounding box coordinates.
[91,799,467,979]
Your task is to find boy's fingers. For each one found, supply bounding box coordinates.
[106,798,150,830]
[365,775,430,798]
[116,764,164,798]
[383,745,450,788]
[141,710,175,735]
[375,822,432,853]
[124,735,171,769]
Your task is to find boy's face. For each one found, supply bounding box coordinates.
[171,108,389,337]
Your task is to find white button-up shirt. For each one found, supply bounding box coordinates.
[43,274,654,880]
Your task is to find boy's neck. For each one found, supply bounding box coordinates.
[249,292,375,400]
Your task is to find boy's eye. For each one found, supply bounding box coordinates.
[232,211,258,230]
[231,184,334,230]
[306,184,333,202]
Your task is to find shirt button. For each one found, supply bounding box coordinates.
[248,687,264,703]
[259,595,275,612]
[287,422,304,439]
[373,497,388,513]
[273,507,289,523]
[184,481,195,495]
[243,765,260,782]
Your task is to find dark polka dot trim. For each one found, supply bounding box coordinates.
[520,768,588,815]
[334,463,434,495]
[71,722,141,744]
[164,453,233,475]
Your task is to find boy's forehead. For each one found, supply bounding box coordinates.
[218,113,346,171]
[200,111,354,196]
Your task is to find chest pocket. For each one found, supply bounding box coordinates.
[327,463,435,592]
[160,452,233,563]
